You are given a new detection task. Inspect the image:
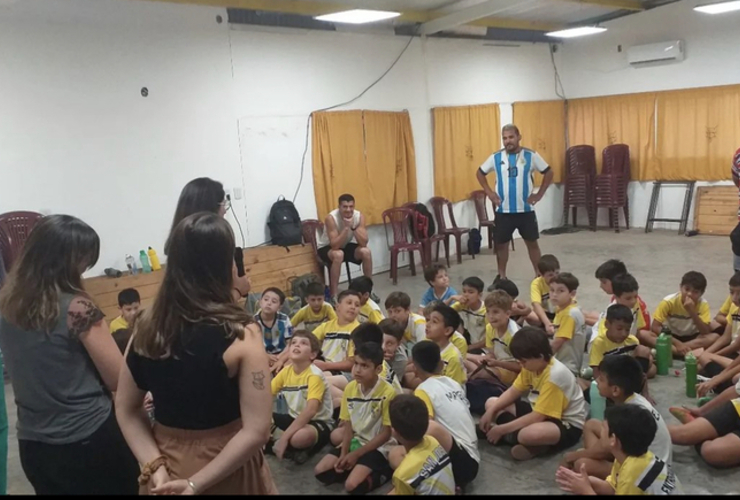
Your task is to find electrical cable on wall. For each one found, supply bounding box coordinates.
[227,194,246,247]
[291,31,418,203]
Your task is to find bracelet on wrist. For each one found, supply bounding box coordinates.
[187,479,199,494]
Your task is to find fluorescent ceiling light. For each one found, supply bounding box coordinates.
[315,9,401,24]
[546,26,607,38]
[694,1,740,14]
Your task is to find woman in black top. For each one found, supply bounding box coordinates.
[116,212,275,495]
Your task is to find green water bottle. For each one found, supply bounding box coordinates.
[656,331,672,376]
[685,352,698,398]
[349,437,362,452]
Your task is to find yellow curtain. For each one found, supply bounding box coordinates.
[513,100,566,183]
[568,93,658,180]
[657,85,740,181]
[312,110,417,225]
[433,104,500,202]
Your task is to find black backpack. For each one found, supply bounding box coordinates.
[407,202,436,238]
[468,228,482,256]
[268,197,302,247]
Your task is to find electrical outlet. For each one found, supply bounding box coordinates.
[224,188,232,199]
[233,188,243,200]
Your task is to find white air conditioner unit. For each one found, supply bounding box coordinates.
[627,40,684,66]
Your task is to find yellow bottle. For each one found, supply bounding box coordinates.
[147,247,162,271]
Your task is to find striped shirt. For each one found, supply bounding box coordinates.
[479,148,550,214]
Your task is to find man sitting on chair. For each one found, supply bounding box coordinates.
[317,194,373,300]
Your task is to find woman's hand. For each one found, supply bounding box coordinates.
[151,479,196,496]
[149,466,171,493]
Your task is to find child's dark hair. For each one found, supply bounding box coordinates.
[291,330,321,354]
[730,272,740,288]
[337,289,361,304]
[305,282,325,298]
[112,328,132,354]
[595,259,627,281]
[509,326,552,362]
[412,341,441,374]
[118,288,141,307]
[612,273,639,297]
[263,287,286,305]
[606,304,634,325]
[484,290,513,312]
[551,272,579,292]
[389,395,430,443]
[493,279,519,299]
[348,276,374,295]
[598,355,643,396]
[431,303,462,333]
[423,264,447,286]
[681,271,707,293]
[385,291,411,310]
[355,341,384,367]
[351,322,383,348]
[605,405,656,457]
[379,318,405,341]
[537,254,560,274]
[462,277,484,294]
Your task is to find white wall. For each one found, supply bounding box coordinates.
[557,0,740,231]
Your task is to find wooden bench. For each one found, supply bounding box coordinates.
[694,186,738,236]
[84,244,320,320]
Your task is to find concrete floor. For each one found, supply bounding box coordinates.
[5,229,740,494]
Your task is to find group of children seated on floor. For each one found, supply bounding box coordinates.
[108,256,740,495]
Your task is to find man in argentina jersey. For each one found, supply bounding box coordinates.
[476,124,554,287]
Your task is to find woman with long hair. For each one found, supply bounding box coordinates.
[165,177,251,302]
[116,212,276,495]
[0,215,138,495]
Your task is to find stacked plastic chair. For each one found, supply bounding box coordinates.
[0,211,44,274]
[594,144,631,233]
[563,146,597,228]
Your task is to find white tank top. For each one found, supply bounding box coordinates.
[317,208,362,248]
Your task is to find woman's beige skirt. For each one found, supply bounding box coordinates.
[142,419,277,495]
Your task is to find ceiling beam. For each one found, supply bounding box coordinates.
[134,0,565,31]
[419,0,522,35]
[553,0,645,11]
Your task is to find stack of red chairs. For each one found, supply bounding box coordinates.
[593,144,631,232]
[563,146,596,228]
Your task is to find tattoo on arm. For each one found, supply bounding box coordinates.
[251,370,266,390]
[67,298,105,339]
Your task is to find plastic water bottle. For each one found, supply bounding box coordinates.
[125,254,138,275]
[139,250,152,274]
[685,352,698,398]
[147,247,161,271]
[589,380,606,420]
[656,331,672,375]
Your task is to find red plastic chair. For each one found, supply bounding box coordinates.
[563,146,596,228]
[469,190,515,253]
[402,202,449,268]
[594,144,631,233]
[0,211,44,273]
[429,197,471,265]
[300,219,352,287]
[382,208,424,285]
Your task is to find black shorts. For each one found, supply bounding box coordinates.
[318,243,362,266]
[671,331,701,343]
[636,355,651,374]
[328,446,390,473]
[704,401,740,439]
[500,400,582,451]
[447,438,479,487]
[273,413,332,454]
[494,212,539,244]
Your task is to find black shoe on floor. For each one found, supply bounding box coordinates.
[487,275,502,292]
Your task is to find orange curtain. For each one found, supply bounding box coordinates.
[312,110,417,225]
[513,100,566,183]
[433,104,500,202]
[657,85,740,181]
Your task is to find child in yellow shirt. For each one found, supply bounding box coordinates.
[290,282,336,333]
[109,288,140,333]
[349,277,384,324]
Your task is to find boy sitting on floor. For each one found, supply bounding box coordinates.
[419,264,458,313]
[452,277,488,351]
[314,342,396,494]
[698,272,740,390]
[638,271,719,357]
[386,291,426,356]
[588,273,648,354]
[424,304,467,388]
[549,273,588,377]
[479,326,587,461]
[379,319,409,387]
[291,282,337,333]
[423,301,468,358]
[556,405,682,495]
[387,395,456,495]
[352,322,403,394]
[349,277,384,324]
[270,331,334,465]
[588,259,651,330]
[563,355,671,479]
[530,254,560,334]
[110,288,141,334]
[465,290,521,385]
[492,278,533,327]
[256,287,294,372]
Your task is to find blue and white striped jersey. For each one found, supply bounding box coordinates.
[478,148,550,214]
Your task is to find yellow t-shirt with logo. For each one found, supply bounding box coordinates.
[484,319,520,385]
[451,331,468,358]
[339,378,397,455]
[553,303,588,376]
[358,299,384,325]
[271,363,333,422]
[313,318,360,364]
[589,334,639,368]
[452,301,488,345]
[392,436,455,496]
[290,303,337,333]
[606,452,682,495]
[379,360,403,394]
[720,295,734,316]
[653,293,711,338]
[595,301,647,340]
[403,313,427,345]
[440,343,467,386]
[531,276,556,314]
[110,316,128,334]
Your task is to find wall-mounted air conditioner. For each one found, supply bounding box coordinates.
[627,40,684,66]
